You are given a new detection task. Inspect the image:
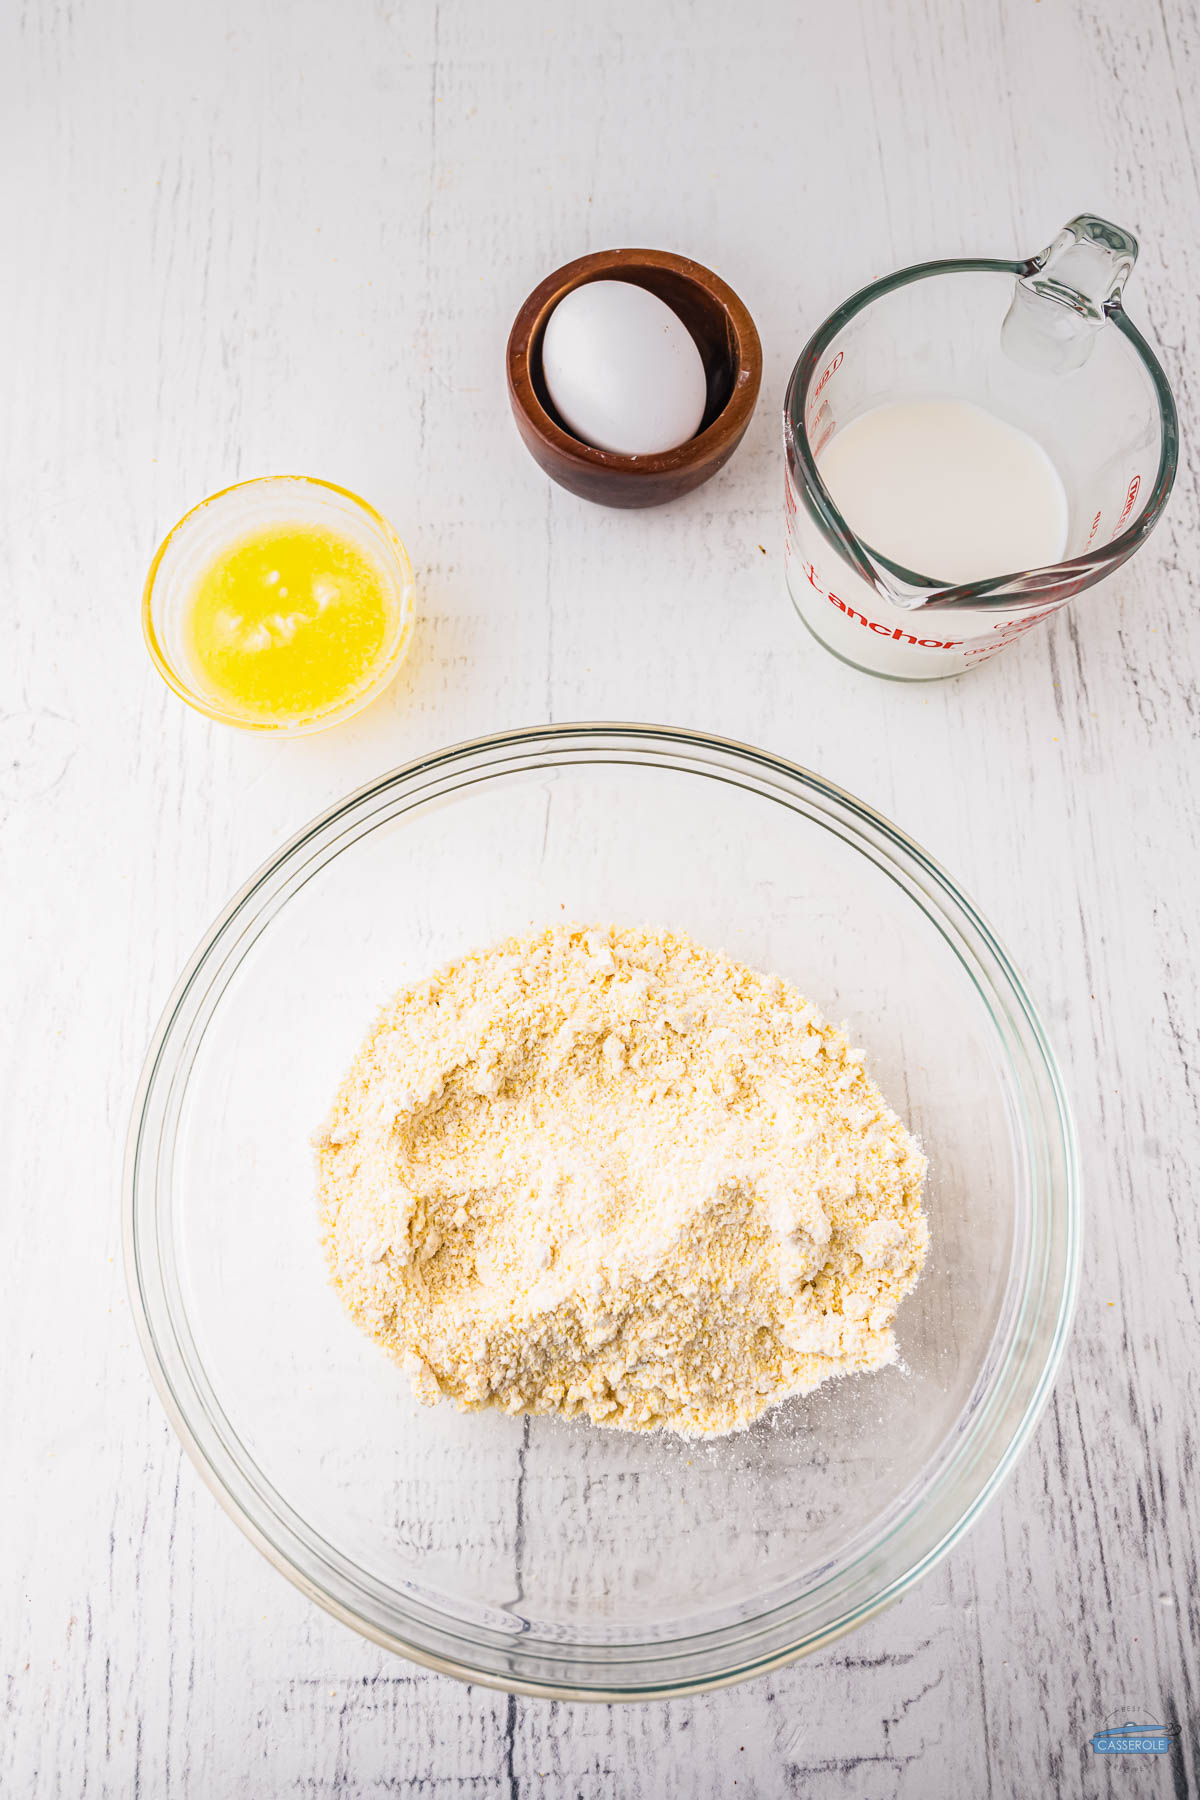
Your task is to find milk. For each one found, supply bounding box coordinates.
[819,400,1068,585]
[785,399,1071,680]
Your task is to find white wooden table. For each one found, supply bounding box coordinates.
[5,1,1198,1793]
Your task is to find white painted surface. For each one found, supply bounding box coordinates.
[3,0,1198,1794]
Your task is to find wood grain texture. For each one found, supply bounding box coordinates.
[3,0,1198,1793]
[506,246,762,507]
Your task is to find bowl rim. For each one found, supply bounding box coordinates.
[123,721,1080,1700]
[506,249,763,478]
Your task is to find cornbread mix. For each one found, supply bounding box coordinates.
[316,924,928,1439]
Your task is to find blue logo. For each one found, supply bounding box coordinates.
[1090,1713,1177,1755]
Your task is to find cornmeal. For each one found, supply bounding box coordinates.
[317,924,928,1438]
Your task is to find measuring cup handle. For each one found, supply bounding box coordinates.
[1002,213,1139,373]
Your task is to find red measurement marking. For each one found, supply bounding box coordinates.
[1084,510,1102,551]
[1116,474,1141,531]
[967,604,1062,653]
[805,350,844,426]
[812,419,835,457]
[813,349,843,401]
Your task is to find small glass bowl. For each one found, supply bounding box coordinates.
[124,725,1079,1697]
[142,476,416,735]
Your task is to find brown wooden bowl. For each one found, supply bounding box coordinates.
[506,248,762,509]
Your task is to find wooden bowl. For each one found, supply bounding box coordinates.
[506,248,762,509]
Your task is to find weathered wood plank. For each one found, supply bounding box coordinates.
[3,0,1198,1793]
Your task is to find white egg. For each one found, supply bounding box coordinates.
[540,280,709,456]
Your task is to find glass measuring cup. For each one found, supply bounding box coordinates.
[783,215,1178,680]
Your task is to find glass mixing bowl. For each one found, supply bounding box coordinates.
[124,725,1078,1698]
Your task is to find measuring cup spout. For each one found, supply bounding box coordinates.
[1002,213,1139,374]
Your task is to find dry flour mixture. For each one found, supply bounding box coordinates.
[317,924,928,1438]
